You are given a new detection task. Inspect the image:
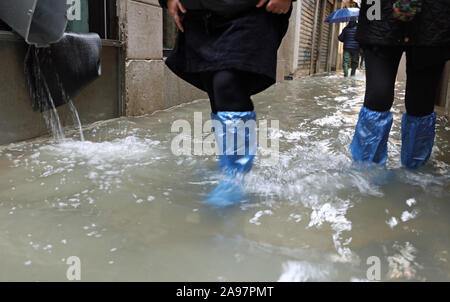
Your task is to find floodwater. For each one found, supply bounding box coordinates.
[0,73,449,281]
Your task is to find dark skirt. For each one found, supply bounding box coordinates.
[165,7,291,95]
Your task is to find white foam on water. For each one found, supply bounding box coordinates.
[406,198,416,207]
[387,242,422,280]
[350,277,373,282]
[308,200,353,260]
[401,210,419,222]
[386,217,399,229]
[335,96,349,102]
[312,114,355,128]
[249,210,273,226]
[39,136,159,165]
[288,213,302,223]
[278,261,333,282]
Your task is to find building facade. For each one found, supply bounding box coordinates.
[0,0,448,145]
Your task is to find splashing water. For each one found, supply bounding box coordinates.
[68,100,85,141]
[24,47,84,142]
[0,75,449,281]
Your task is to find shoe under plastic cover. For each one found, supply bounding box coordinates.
[211,111,257,176]
[206,111,257,207]
[205,177,245,207]
[401,111,436,170]
[351,107,393,166]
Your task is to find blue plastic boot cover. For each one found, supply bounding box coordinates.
[206,111,257,207]
[401,111,436,169]
[210,111,257,175]
[350,107,393,165]
[204,177,246,207]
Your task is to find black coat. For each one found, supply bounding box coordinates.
[159,0,292,95]
[338,21,360,50]
[356,0,450,47]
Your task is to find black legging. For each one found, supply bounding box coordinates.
[363,46,447,117]
[201,70,255,114]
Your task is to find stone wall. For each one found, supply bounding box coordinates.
[0,35,121,145]
[119,0,310,116]
[438,61,450,118]
[118,0,206,117]
[278,2,302,80]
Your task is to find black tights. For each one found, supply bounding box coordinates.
[363,46,446,117]
[201,70,255,114]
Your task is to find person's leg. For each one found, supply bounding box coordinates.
[343,50,350,77]
[400,47,446,169]
[210,70,255,112]
[200,72,218,114]
[206,69,257,206]
[363,47,404,112]
[351,46,403,165]
[350,50,360,76]
[360,49,366,70]
[404,47,445,117]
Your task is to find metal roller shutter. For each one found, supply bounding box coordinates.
[318,1,333,72]
[297,0,316,75]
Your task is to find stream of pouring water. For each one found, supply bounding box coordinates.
[27,47,85,142]
[40,67,65,140]
[69,99,85,141]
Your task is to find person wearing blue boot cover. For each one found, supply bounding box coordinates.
[208,111,257,206]
[351,0,450,169]
[159,0,294,206]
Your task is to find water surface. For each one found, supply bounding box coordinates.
[0,74,449,281]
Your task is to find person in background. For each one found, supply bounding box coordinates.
[360,48,365,70]
[351,0,450,169]
[345,0,359,9]
[159,0,294,206]
[338,17,360,77]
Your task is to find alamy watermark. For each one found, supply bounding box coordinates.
[365,0,382,21]
[366,256,381,281]
[67,0,82,21]
[65,0,382,24]
[170,112,280,166]
[66,256,81,281]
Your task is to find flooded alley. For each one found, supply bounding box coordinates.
[0,74,449,281]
